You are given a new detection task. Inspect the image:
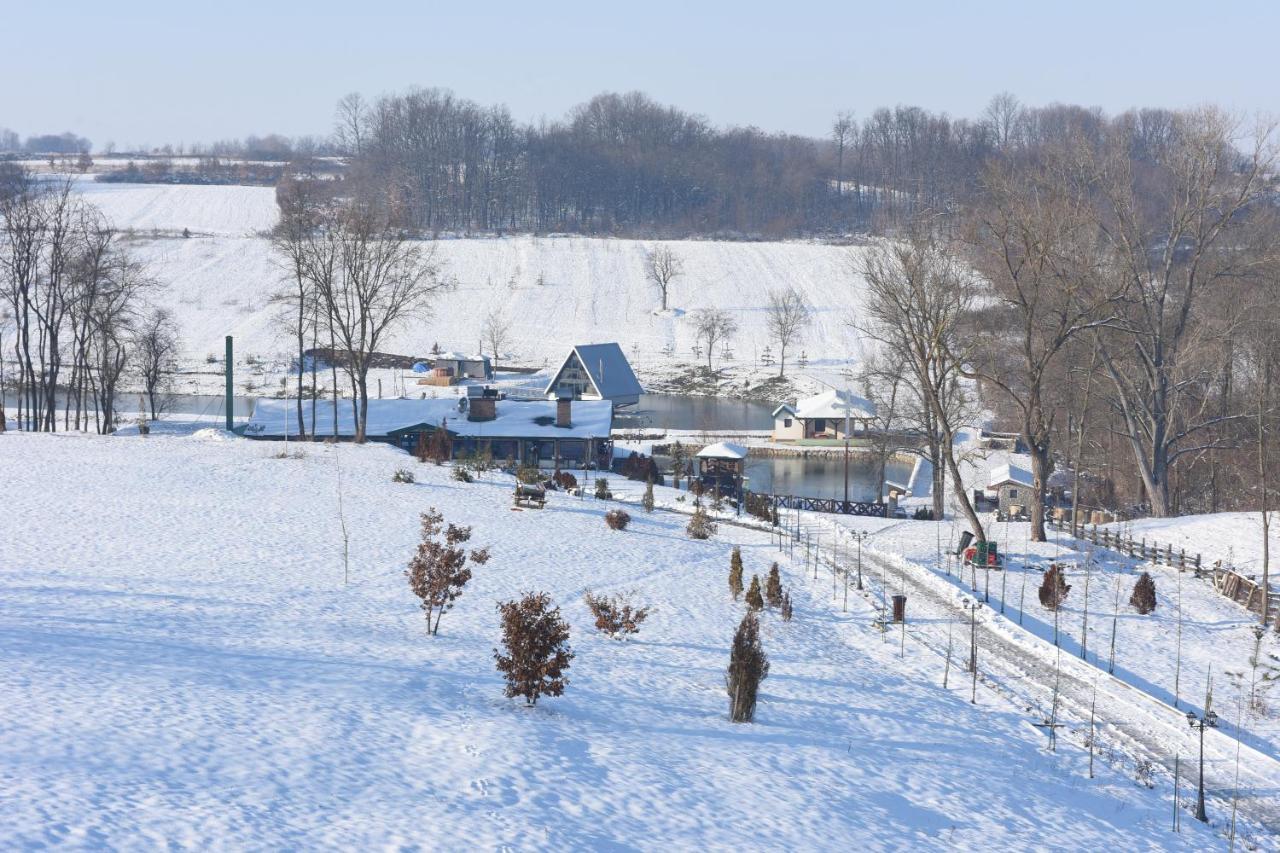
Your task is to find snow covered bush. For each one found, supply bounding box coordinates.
[745,575,764,611]
[494,592,573,705]
[552,470,577,491]
[1038,564,1071,611]
[605,509,631,531]
[594,477,612,500]
[392,468,415,484]
[583,591,649,638]
[406,508,491,636]
[765,563,783,608]
[725,611,769,723]
[1129,572,1157,614]
[517,465,543,485]
[728,546,744,600]
[686,505,717,540]
[452,466,473,483]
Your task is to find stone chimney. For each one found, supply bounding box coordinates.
[556,397,572,428]
[468,396,497,422]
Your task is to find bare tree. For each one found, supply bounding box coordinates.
[858,233,986,539]
[832,111,855,197]
[765,286,811,377]
[1087,110,1277,516]
[983,92,1022,150]
[963,151,1118,541]
[333,92,368,158]
[481,307,513,373]
[692,308,737,371]
[310,197,447,442]
[645,245,683,311]
[134,307,180,420]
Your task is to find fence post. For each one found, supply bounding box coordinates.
[1166,543,1173,568]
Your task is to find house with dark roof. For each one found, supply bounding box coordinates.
[544,343,644,408]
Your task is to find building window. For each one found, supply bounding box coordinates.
[814,419,826,433]
[1009,488,1019,499]
[783,418,793,428]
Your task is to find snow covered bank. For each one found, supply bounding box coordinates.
[0,432,1215,849]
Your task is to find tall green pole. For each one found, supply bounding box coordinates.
[225,335,234,431]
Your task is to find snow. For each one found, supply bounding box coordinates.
[695,441,749,460]
[790,387,877,420]
[245,397,614,440]
[0,430,1221,849]
[66,181,874,396]
[988,462,1034,489]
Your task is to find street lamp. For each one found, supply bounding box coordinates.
[962,599,983,704]
[852,530,869,590]
[1186,705,1218,823]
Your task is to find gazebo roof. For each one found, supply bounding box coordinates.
[696,441,749,460]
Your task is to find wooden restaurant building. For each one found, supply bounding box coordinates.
[244,394,614,468]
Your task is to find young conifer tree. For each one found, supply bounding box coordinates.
[729,546,745,600]
[765,562,784,608]
[726,611,770,722]
[745,574,764,611]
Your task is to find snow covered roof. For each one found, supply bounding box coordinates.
[696,441,749,460]
[771,403,797,418]
[434,352,488,363]
[244,397,613,440]
[544,343,644,401]
[988,463,1034,489]
[791,389,876,421]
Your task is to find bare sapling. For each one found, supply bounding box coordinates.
[406,508,491,635]
[583,590,649,639]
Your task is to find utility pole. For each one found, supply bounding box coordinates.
[224,335,234,431]
[1186,669,1219,823]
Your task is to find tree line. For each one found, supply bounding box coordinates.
[853,105,1280,581]
[0,166,178,433]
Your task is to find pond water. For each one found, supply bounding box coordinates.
[614,394,775,431]
[742,454,914,503]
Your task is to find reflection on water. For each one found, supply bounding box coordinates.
[615,394,775,431]
[743,454,914,502]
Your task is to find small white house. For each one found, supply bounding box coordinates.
[988,462,1034,519]
[771,389,876,442]
[433,352,492,380]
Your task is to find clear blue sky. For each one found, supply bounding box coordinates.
[3,0,1277,149]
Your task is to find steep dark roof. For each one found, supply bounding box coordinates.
[544,343,644,400]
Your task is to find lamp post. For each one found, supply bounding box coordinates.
[1186,705,1218,823]
[852,530,869,590]
[962,599,982,704]
[842,394,852,508]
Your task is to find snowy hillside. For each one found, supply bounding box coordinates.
[76,180,871,395]
[0,430,1221,849]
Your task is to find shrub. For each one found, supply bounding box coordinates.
[686,505,717,540]
[729,546,744,600]
[725,612,769,722]
[781,589,794,622]
[605,509,631,531]
[452,466,474,483]
[642,475,655,513]
[594,477,611,500]
[494,592,573,705]
[1039,564,1071,611]
[406,508,491,635]
[745,575,764,611]
[419,429,451,464]
[583,590,649,638]
[517,465,543,485]
[765,563,784,608]
[392,468,416,484]
[1130,572,1157,614]
[553,470,578,490]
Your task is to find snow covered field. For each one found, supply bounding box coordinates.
[0,431,1221,849]
[73,179,870,396]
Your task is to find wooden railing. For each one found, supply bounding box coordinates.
[1048,516,1278,621]
[748,491,887,518]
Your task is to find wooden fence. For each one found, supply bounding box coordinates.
[1048,516,1278,622]
[749,491,887,518]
